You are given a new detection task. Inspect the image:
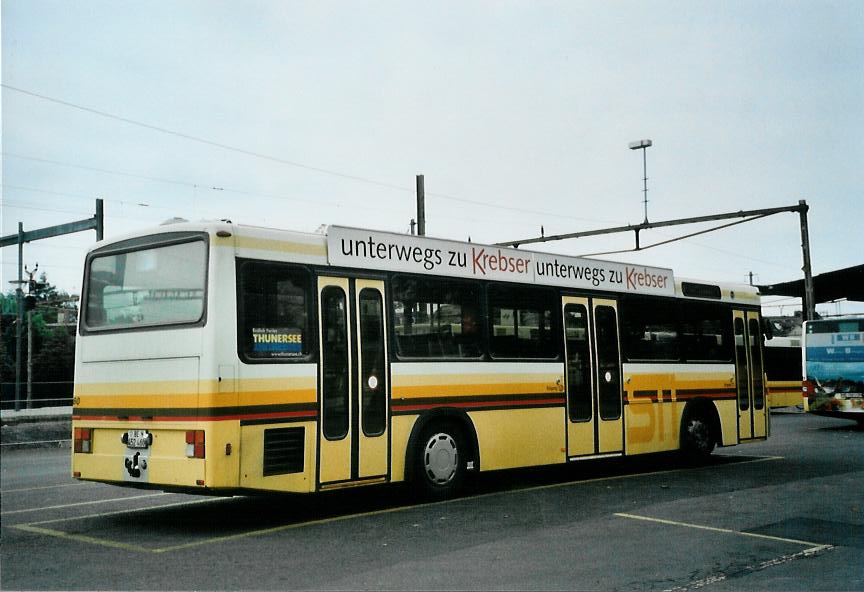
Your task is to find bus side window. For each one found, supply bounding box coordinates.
[391,276,482,359]
[680,302,731,363]
[237,260,312,362]
[621,296,679,362]
[487,286,558,359]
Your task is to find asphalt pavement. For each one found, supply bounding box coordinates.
[1,412,861,591]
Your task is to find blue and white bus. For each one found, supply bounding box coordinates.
[803,316,864,424]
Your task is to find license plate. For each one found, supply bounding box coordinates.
[126,429,151,449]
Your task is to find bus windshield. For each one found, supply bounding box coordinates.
[85,239,207,330]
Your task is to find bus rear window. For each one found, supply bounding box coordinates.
[85,239,207,330]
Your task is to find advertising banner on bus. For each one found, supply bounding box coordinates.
[326,226,675,296]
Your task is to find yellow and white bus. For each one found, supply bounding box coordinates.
[764,336,805,408]
[72,221,769,498]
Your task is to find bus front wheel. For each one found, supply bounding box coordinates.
[413,421,467,500]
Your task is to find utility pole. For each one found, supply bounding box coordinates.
[15,223,24,411]
[416,175,426,236]
[1,199,104,411]
[27,308,33,408]
[24,264,39,409]
[798,199,816,321]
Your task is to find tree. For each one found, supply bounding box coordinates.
[32,326,76,403]
[1,274,78,408]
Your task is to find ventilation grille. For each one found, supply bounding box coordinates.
[681,282,722,300]
[263,427,305,476]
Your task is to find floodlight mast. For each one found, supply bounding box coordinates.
[629,139,652,224]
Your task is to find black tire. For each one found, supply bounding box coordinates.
[413,421,467,500]
[681,411,716,463]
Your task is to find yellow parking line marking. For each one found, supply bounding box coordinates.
[1,493,168,516]
[13,525,153,553]
[154,456,784,552]
[10,498,234,553]
[154,504,424,553]
[615,513,829,548]
[489,455,782,498]
[27,497,230,527]
[154,455,785,553]
[11,455,783,554]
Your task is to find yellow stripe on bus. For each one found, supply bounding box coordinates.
[234,236,327,256]
[674,378,734,389]
[236,389,316,406]
[76,389,317,410]
[78,378,316,393]
[75,393,200,408]
[75,380,199,396]
[626,374,731,388]
[768,381,802,389]
[393,382,559,398]
[236,377,316,392]
[392,372,560,387]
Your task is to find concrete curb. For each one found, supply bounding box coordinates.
[1,407,72,426]
[1,407,72,449]
[1,439,71,450]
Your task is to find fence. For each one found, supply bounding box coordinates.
[0,381,73,410]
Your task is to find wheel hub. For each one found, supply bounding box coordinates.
[424,433,458,484]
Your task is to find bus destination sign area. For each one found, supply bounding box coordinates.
[327,226,674,296]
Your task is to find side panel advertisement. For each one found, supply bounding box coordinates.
[326,226,674,296]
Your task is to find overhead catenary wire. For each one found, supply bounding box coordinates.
[2,153,618,232]
[3,85,807,275]
[2,200,171,223]
[575,214,797,270]
[1,179,530,232]
[1,260,84,271]
[761,296,804,305]
[1,88,617,225]
[3,169,800,273]
[3,185,175,211]
[2,84,412,193]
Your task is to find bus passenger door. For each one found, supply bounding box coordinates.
[355,279,390,478]
[563,297,624,458]
[733,310,767,440]
[563,297,594,457]
[318,277,389,486]
[747,312,767,438]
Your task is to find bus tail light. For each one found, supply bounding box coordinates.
[803,379,815,395]
[74,428,92,453]
[186,430,205,458]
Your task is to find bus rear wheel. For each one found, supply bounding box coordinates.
[681,412,716,463]
[414,421,467,500]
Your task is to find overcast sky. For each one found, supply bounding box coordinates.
[2,1,862,316]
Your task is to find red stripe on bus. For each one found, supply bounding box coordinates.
[73,410,318,422]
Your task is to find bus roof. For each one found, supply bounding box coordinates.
[88,220,761,304]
